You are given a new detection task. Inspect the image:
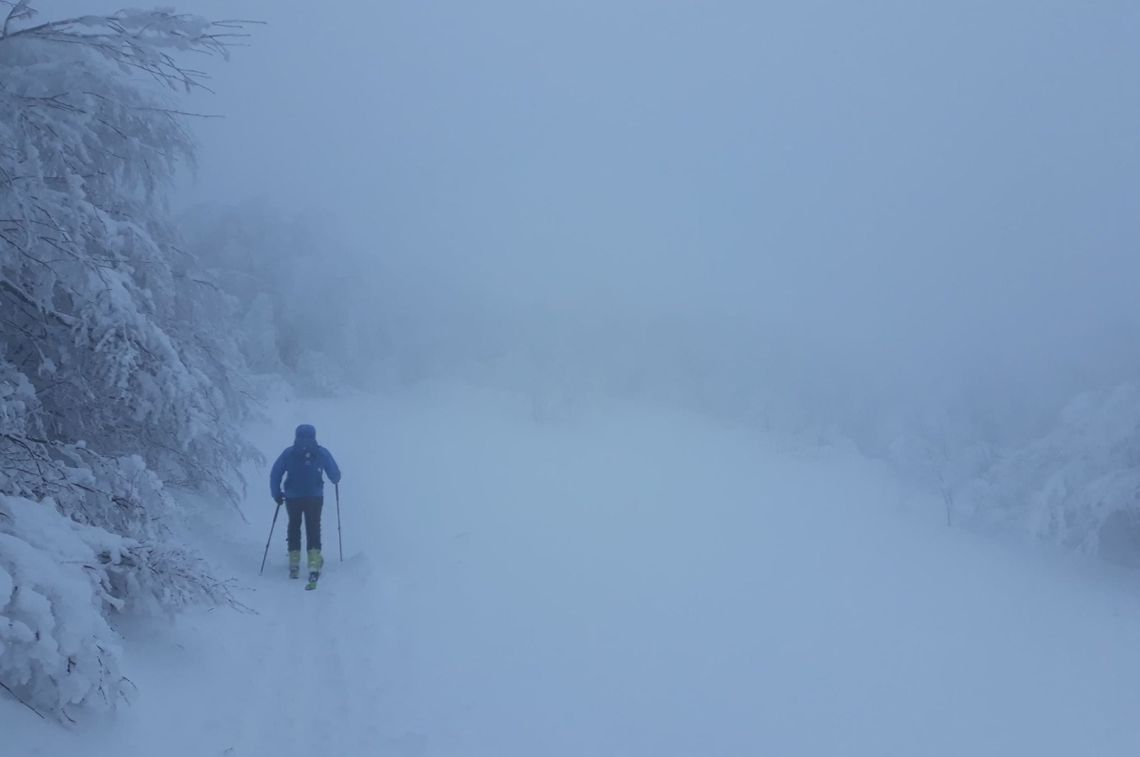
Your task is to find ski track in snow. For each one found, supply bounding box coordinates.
[8,383,1140,756]
[214,551,388,757]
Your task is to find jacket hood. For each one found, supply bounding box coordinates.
[294,424,317,443]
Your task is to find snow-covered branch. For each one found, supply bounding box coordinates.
[0,4,252,92]
[0,1,258,720]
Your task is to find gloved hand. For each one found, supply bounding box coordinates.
[274,495,284,506]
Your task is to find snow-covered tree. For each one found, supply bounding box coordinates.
[0,2,255,720]
[181,201,389,393]
[959,383,1140,563]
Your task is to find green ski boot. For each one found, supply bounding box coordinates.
[305,549,324,590]
[288,550,301,579]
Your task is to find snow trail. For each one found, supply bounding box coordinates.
[8,383,1140,756]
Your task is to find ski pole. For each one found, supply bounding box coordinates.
[336,483,343,562]
[259,503,281,576]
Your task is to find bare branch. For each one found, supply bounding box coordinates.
[0,680,46,720]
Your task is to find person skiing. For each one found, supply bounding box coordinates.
[269,424,342,584]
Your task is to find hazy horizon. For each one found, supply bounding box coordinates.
[46,0,1137,418]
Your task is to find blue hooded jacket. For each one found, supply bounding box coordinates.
[270,424,342,500]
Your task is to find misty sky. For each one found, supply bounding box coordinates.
[48,1,1140,394]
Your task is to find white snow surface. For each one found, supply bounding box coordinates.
[7,382,1140,756]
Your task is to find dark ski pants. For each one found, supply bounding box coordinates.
[285,497,323,552]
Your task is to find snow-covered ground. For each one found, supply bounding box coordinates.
[9,383,1140,756]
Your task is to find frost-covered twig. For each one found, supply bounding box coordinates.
[0,9,252,93]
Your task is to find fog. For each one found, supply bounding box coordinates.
[156,2,1140,427]
[9,4,1140,750]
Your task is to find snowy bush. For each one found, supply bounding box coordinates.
[0,2,255,719]
[0,495,127,719]
[959,383,1140,562]
[0,492,223,719]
